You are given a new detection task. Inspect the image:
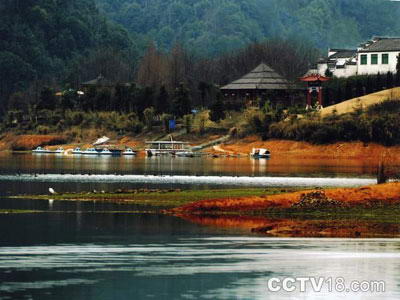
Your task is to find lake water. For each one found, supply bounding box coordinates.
[0,153,378,194]
[0,153,398,299]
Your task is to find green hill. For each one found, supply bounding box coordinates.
[0,0,136,109]
[95,0,400,55]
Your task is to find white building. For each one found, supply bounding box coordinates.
[309,37,400,78]
[357,38,400,75]
[313,49,358,78]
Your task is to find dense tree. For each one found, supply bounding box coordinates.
[0,0,136,115]
[172,83,191,117]
[156,86,170,114]
[209,93,225,123]
[96,0,400,56]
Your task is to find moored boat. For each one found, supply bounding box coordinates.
[32,146,52,154]
[175,151,195,158]
[72,147,82,154]
[250,148,271,158]
[122,148,137,155]
[99,148,113,155]
[33,146,65,154]
[80,148,99,155]
[54,147,65,154]
[145,140,189,156]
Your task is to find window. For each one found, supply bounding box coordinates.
[361,54,367,65]
[371,54,378,65]
[382,54,389,64]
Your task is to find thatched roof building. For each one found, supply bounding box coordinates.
[220,63,297,91]
[220,63,301,109]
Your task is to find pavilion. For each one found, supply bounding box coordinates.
[220,63,301,108]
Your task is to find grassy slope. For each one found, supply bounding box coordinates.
[320,87,400,117]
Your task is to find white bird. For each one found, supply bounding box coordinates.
[49,188,56,195]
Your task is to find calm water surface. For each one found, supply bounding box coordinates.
[0,153,397,299]
[0,211,399,299]
[0,153,378,194]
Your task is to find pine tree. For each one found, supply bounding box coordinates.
[396,55,400,86]
[355,78,364,97]
[172,82,191,117]
[209,93,225,122]
[375,72,382,91]
[386,72,394,89]
[156,85,170,114]
[344,81,353,100]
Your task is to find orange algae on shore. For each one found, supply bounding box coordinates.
[171,182,400,214]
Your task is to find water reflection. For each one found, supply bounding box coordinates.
[0,153,386,177]
[179,215,400,238]
[0,231,399,299]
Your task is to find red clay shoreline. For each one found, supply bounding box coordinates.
[170,182,400,214]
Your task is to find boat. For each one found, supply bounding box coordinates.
[250,148,271,158]
[145,140,189,156]
[32,146,64,154]
[72,147,82,154]
[54,147,65,154]
[32,146,52,154]
[99,148,113,155]
[175,151,195,158]
[80,148,99,155]
[122,148,137,155]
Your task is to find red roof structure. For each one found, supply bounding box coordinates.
[299,74,330,82]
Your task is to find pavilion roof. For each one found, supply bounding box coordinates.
[220,63,298,90]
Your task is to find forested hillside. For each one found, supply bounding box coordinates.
[0,0,136,110]
[96,0,400,55]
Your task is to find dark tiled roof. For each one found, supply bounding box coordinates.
[220,63,298,90]
[359,38,400,52]
[329,50,356,59]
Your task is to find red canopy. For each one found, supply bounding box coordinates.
[299,74,330,82]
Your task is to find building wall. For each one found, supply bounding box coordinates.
[357,51,400,75]
[317,63,328,75]
[333,65,357,78]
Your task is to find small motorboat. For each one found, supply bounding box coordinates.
[32,146,51,154]
[72,147,82,154]
[250,148,271,158]
[122,148,137,155]
[99,148,113,155]
[81,148,99,155]
[175,151,195,158]
[54,147,65,154]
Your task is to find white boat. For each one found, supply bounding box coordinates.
[175,151,195,157]
[99,148,113,155]
[250,148,271,158]
[54,147,64,154]
[122,148,137,155]
[81,148,99,155]
[33,146,64,154]
[145,141,189,156]
[32,146,52,154]
[72,147,82,154]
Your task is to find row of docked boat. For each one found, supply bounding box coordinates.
[71,147,137,156]
[33,147,137,156]
[32,141,271,158]
[32,147,65,154]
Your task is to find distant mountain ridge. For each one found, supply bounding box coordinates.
[95,0,400,55]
